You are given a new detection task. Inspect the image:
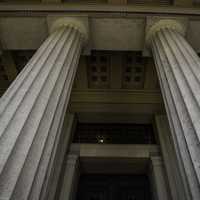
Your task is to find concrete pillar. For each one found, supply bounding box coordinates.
[59,154,80,200]
[149,156,171,200]
[0,18,87,200]
[155,115,189,200]
[44,114,77,200]
[147,19,200,199]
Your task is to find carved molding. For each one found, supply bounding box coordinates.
[0,4,200,16]
[145,17,188,48]
[47,16,90,54]
[48,16,89,43]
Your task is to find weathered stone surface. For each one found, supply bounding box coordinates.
[0,24,84,200]
[44,114,76,200]
[59,154,80,200]
[155,115,189,200]
[149,20,200,199]
[149,156,171,200]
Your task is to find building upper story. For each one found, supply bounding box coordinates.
[0,0,200,123]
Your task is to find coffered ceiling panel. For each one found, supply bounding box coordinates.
[87,51,111,89]
[74,50,157,90]
[122,52,146,89]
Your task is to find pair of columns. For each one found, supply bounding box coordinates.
[0,17,200,199]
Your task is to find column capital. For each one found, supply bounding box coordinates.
[48,16,89,43]
[146,19,187,46]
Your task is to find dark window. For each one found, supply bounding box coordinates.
[73,123,156,144]
[77,174,151,200]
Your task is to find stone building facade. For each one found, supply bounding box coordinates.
[0,0,200,200]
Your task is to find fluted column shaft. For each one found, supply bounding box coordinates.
[0,24,84,200]
[150,25,200,199]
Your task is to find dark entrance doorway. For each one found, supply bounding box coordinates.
[76,174,151,200]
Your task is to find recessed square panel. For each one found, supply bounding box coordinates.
[122,52,145,89]
[87,51,110,89]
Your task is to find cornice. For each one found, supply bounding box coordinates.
[0,3,200,17]
[48,16,89,44]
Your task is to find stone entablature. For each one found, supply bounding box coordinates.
[0,15,200,55]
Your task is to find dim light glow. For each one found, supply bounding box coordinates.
[99,139,104,143]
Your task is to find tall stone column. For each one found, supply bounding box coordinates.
[59,154,80,200]
[147,19,200,199]
[149,156,171,200]
[0,18,87,200]
[155,115,188,200]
